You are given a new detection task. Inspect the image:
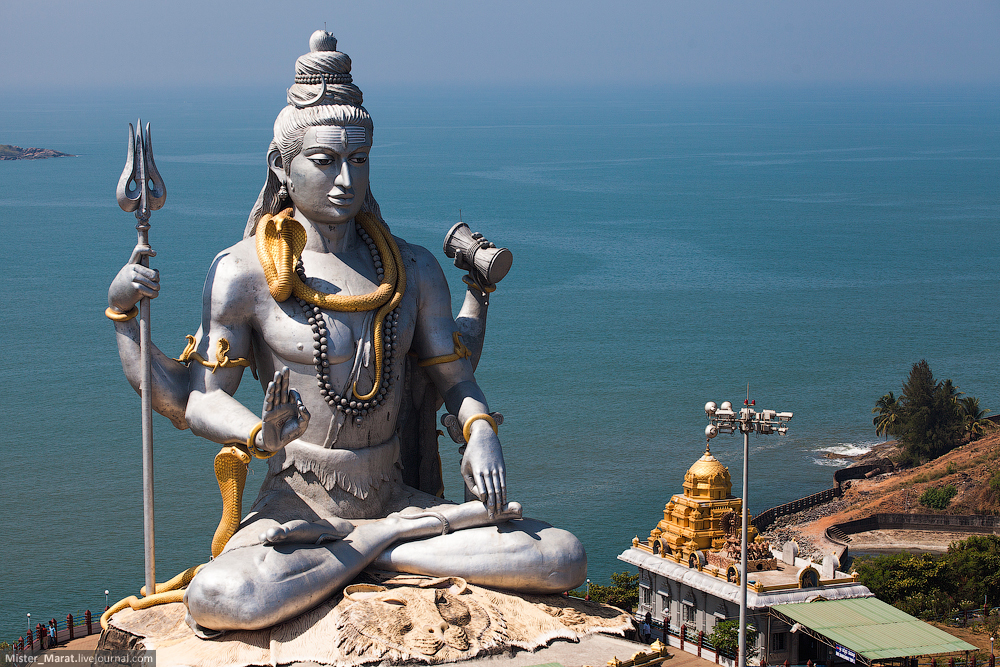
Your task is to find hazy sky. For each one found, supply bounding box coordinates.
[3,1,999,88]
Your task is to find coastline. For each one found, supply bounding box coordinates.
[760,433,1000,560]
[0,144,75,160]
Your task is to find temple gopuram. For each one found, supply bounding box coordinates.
[619,443,870,665]
[643,444,777,581]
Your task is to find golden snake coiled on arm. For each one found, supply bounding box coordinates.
[101,445,252,629]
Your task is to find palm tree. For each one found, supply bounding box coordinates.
[959,396,995,439]
[872,392,900,440]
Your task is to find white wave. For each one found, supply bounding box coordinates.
[813,457,853,468]
[810,441,883,468]
[817,443,876,458]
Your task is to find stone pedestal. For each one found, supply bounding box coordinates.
[98,577,633,667]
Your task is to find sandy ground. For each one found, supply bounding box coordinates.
[846,529,979,553]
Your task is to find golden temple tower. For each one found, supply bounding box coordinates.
[645,444,754,567]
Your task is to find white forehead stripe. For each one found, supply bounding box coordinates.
[315,126,369,146]
[345,126,367,144]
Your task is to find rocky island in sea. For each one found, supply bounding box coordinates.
[0,144,75,160]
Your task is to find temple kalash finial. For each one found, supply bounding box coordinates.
[309,29,338,52]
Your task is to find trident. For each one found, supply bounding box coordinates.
[116,121,166,599]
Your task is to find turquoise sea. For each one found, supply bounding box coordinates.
[1,84,998,643]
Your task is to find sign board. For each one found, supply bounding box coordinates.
[835,644,857,664]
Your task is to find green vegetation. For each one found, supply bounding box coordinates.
[919,484,957,510]
[989,470,1000,497]
[569,571,639,611]
[854,535,1000,620]
[873,360,992,466]
[0,145,21,158]
[708,620,758,659]
[912,468,949,484]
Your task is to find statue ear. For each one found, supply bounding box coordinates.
[268,148,285,182]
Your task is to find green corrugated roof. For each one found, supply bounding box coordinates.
[772,598,975,661]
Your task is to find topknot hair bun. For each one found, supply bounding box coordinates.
[309,30,338,52]
[286,30,364,108]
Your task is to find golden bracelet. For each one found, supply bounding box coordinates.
[246,422,277,459]
[463,413,498,443]
[105,306,138,322]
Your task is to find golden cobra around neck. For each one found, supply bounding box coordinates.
[255,208,406,400]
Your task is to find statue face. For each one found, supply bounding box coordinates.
[285,125,371,227]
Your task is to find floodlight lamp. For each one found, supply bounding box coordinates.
[777,412,793,421]
[705,401,718,417]
[777,425,788,435]
[760,409,776,420]
[790,623,802,634]
[706,424,719,439]
[720,401,733,411]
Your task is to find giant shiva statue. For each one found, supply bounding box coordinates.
[105,31,586,637]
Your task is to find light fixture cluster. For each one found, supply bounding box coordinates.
[705,400,792,438]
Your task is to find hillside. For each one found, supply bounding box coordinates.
[847,429,1000,516]
[0,144,75,160]
[762,430,1000,557]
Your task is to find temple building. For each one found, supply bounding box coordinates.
[618,443,974,666]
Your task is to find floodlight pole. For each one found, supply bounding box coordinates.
[705,390,792,667]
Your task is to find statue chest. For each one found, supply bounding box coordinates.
[255,264,417,371]
[260,305,365,366]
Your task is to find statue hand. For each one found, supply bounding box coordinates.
[461,424,507,518]
[258,367,310,453]
[108,244,158,313]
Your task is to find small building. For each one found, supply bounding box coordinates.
[618,443,972,665]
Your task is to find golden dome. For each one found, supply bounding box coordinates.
[683,448,732,500]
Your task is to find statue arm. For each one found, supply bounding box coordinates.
[184,247,308,451]
[409,245,506,516]
[455,286,489,370]
[107,244,191,430]
[185,250,264,446]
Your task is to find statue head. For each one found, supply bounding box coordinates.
[245,30,382,237]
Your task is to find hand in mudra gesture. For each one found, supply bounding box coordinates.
[257,367,310,453]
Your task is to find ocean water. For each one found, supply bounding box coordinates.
[1,84,998,643]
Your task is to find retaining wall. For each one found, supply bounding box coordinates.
[835,513,1000,536]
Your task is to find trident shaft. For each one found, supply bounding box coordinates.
[116,121,166,599]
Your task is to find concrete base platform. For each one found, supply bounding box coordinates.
[98,579,637,667]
